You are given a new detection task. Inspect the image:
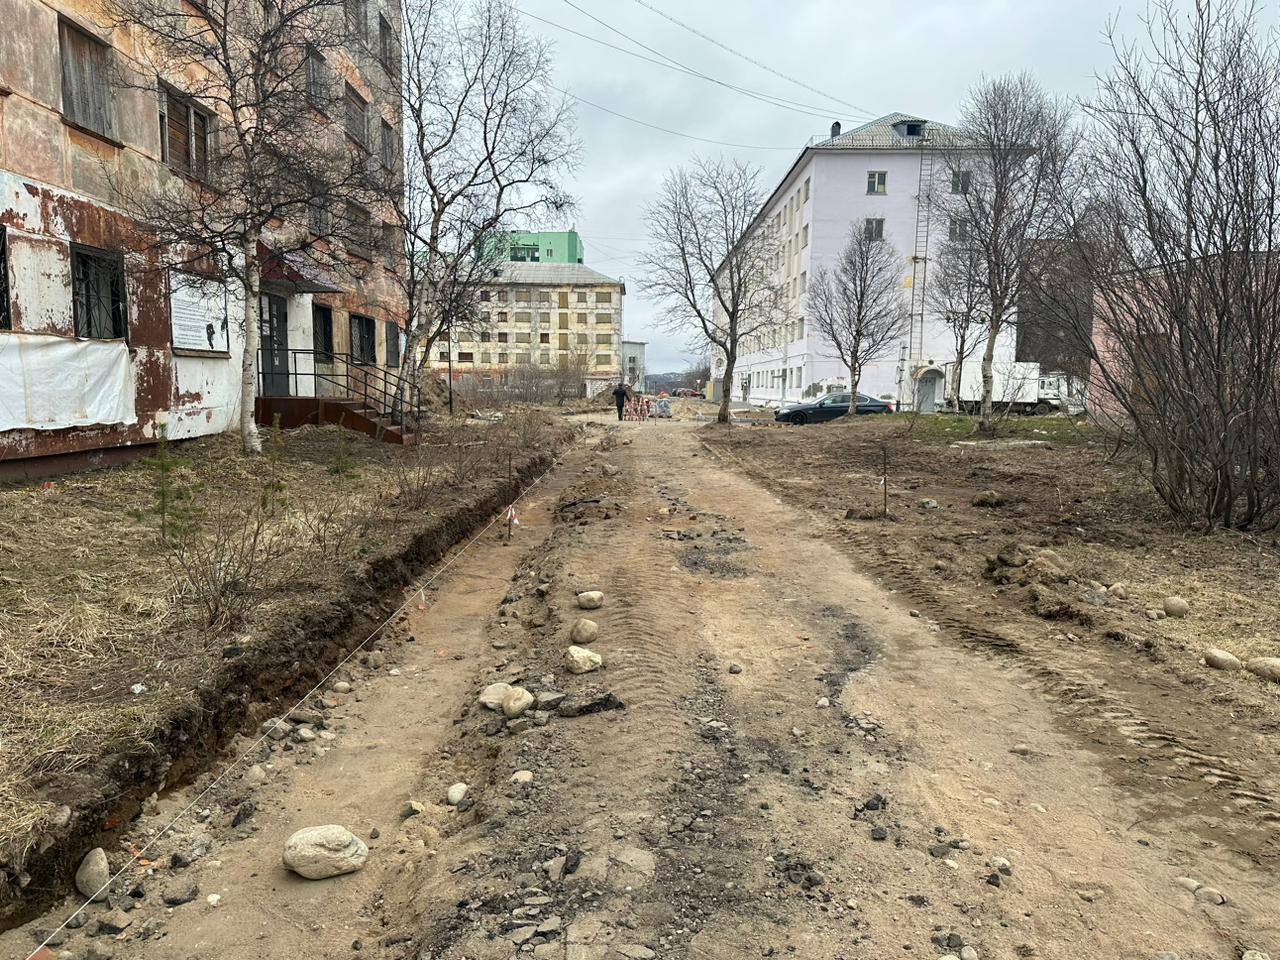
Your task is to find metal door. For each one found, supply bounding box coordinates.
[259,294,289,396]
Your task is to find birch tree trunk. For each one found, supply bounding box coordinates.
[718,352,735,424]
[979,318,1000,431]
[239,241,263,455]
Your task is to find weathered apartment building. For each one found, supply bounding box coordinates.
[429,248,626,398]
[712,113,1015,411]
[0,0,405,474]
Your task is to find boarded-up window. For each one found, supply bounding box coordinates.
[71,245,128,340]
[350,313,376,363]
[381,224,397,269]
[0,226,10,330]
[306,49,328,108]
[307,177,327,236]
[59,20,114,139]
[379,15,397,74]
[380,119,395,169]
[385,321,400,367]
[344,84,368,147]
[345,203,372,260]
[160,88,213,179]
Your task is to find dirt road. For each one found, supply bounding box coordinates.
[6,417,1276,960]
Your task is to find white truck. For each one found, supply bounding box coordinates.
[943,361,1085,415]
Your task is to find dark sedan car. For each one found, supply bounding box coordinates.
[774,392,893,425]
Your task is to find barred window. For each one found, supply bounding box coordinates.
[71,245,127,340]
[350,313,376,363]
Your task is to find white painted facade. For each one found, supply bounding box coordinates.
[712,114,1015,410]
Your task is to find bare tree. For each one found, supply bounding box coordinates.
[396,0,577,410]
[806,225,908,403]
[641,157,783,423]
[926,239,988,409]
[1051,0,1280,530]
[106,0,389,453]
[937,72,1077,430]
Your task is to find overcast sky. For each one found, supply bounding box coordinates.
[516,0,1154,373]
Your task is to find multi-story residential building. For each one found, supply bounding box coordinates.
[710,113,1014,412]
[0,0,405,473]
[430,262,624,396]
[621,340,646,391]
[488,229,587,265]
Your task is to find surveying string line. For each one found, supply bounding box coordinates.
[29,460,563,958]
[552,85,798,152]
[627,0,875,119]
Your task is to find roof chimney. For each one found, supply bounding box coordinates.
[830,121,842,139]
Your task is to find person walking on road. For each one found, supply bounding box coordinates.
[612,382,630,421]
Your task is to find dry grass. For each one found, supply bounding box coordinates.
[0,413,563,863]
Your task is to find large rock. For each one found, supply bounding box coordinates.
[1163,595,1191,618]
[74,847,110,901]
[565,645,604,674]
[576,591,605,610]
[972,490,1005,508]
[281,825,368,880]
[570,619,599,644]
[478,682,513,711]
[446,782,470,806]
[1203,648,1242,671]
[1245,657,1280,684]
[502,686,535,719]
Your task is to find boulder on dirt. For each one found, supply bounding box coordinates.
[502,686,535,719]
[570,618,599,644]
[996,543,1035,568]
[1245,657,1280,684]
[557,690,625,717]
[94,908,133,935]
[261,717,291,740]
[511,770,534,784]
[74,847,110,901]
[565,645,604,674]
[1107,582,1128,600]
[478,682,513,711]
[535,690,567,710]
[281,825,369,879]
[1203,648,1242,672]
[576,591,605,610]
[161,880,199,906]
[1194,885,1227,905]
[1163,595,1191,618]
[728,662,743,674]
[972,490,1006,508]
[446,783,470,806]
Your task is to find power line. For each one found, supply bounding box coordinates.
[628,0,875,118]
[552,84,800,151]
[540,0,869,121]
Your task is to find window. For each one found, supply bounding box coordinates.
[457,351,473,363]
[595,354,611,366]
[595,291,612,304]
[558,313,569,329]
[905,122,924,137]
[596,333,612,345]
[951,170,971,195]
[59,20,114,140]
[498,352,509,363]
[800,271,807,294]
[345,0,367,39]
[313,304,333,359]
[513,311,531,324]
[350,313,376,363]
[307,178,328,236]
[539,332,550,344]
[803,177,811,201]
[380,119,396,170]
[71,245,127,340]
[576,332,588,344]
[0,226,10,330]
[345,203,372,260]
[379,15,398,74]
[949,217,970,242]
[478,330,491,342]
[385,320,400,366]
[480,290,491,302]
[864,218,884,241]
[576,312,588,324]
[495,289,508,302]
[515,289,531,303]
[801,224,809,247]
[497,332,508,343]
[558,291,569,308]
[595,313,611,325]
[538,290,552,304]
[438,351,449,361]
[159,88,213,179]
[576,291,587,303]
[381,224,397,269]
[306,48,328,108]
[866,170,887,195]
[344,83,368,147]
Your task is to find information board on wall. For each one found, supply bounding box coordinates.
[169,270,230,355]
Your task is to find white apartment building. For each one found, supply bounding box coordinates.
[711,113,1014,411]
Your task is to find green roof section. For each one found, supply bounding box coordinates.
[488,230,586,265]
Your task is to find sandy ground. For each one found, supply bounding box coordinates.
[6,417,1277,960]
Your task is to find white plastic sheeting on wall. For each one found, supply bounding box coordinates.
[0,333,137,431]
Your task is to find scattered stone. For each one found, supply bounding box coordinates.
[478,682,513,711]
[230,800,255,827]
[246,764,268,784]
[502,686,535,719]
[1245,657,1280,684]
[920,499,939,510]
[728,663,743,675]
[557,691,624,717]
[332,681,352,694]
[1174,876,1201,892]
[576,591,605,610]
[928,843,951,858]
[1203,648,1242,671]
[1077,887,1105,902]
[511,770,534,784]
[565,645,604,674]
[94,909,133,935]
[446,783,470,806]
[1194,885,1226,905]
[281,825,369,880]
[74,848,110,902]
[972,490,1005,508]
[261,718,291,740]
[162,881,199,906]
[1146,608,1167,621]
[960,948,979,960]
[1107,582,1128,600]
[909,609,921,618]
[1163,595,1190,618]
[991,856,1012,875]
[870,826,888,841]
[1242,952,1272,960]
[206,893,222,907]
[816,697,830,709]
[570,619,599,644]
[535,690,566,711]
[402,800,426,819]
[83,942,116,960]
[294,727,316,743]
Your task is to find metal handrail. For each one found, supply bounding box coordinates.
[258,347,425,429]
